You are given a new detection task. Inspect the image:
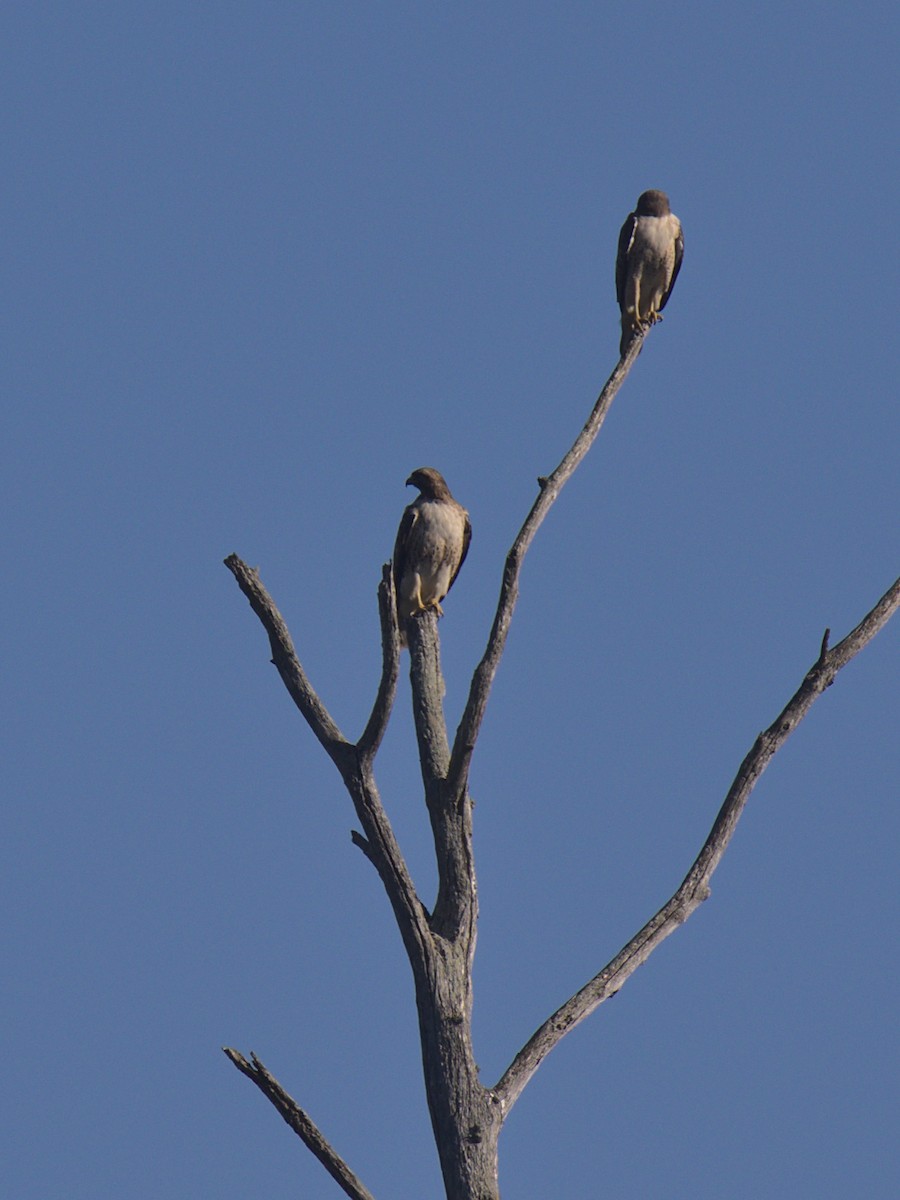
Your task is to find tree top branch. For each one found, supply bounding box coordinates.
[447,339,644,801]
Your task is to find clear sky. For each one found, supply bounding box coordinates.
[3,3,898,1197]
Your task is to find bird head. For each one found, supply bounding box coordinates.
[635,189,671,217]
[405,467,451,499]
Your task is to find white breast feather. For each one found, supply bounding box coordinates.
[399,499,467,613]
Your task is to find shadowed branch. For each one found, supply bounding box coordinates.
[358,563,401,762]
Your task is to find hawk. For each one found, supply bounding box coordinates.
[393,467,471,647]
[616,189,684,357]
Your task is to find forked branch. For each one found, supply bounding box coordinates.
[493,574,900,1114]
[224,552,427,952]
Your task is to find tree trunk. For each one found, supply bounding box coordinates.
[407,614,502,1197]
[414,938,501,1200]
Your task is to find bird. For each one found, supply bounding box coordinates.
[616,189,684,357]
[392,467,471,647]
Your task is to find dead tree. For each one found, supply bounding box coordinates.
[223,331,899,1200]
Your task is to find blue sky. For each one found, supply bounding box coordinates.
[3,3,898,1197]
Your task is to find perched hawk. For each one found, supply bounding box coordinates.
[393,467,471,647]
[616,189,684,357]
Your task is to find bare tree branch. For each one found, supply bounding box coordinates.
[224,322,896,1196]
[223,1048,377,1200]
[408,610,452,788]
[493,574,900,1115]
[407,612,478,942]
[447,335,645,803]
[225,553,430,956]
[224,554,350,769]
[343,767,432,951]
[358,563,401,763]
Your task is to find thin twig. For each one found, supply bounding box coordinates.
[223,1049,377,1200]
[493,575,900,1115]
[358,564,401,762]
[447,337,644,802]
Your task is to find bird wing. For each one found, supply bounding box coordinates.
[659,222,684,312]
[392,504,418,595]
[447,510,472,594]
[615,212,637,308]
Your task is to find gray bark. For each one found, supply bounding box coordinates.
[222,330,899,1196]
